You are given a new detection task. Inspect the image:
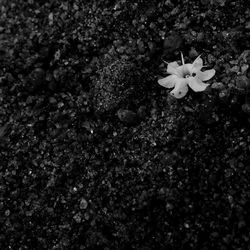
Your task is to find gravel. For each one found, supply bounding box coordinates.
[1,0,250,249]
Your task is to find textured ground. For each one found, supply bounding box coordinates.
[1,0,250,249]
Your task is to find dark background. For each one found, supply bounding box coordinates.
[0,0,250,249]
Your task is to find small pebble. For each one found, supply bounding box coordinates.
[211,82,225,90]
[73,213,82,223]
[137,39,145,54]
[247,69,250,79]
[80,198,88,210]
[196,32,204,42]
[137,106,147,120]
[207,54,216,64]
[163,33,183,53]
[117,109,138,125]
[230,65,240,73]
[235,75,250,89]
[241,64,249,74]
[242,103,250,114]
[245,21,250,30]
[189,47,198,59]
[49,97,57,104]
[219,89,229,100]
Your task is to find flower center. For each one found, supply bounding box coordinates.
[184,72,196,78]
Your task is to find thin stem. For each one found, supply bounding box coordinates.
[181,52,185,65]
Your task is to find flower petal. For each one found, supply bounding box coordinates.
[170,78,189,98]
[192,55,203,72]
[167,61,180,75]
[196,69,216,81]
[168,61,179,69]
[187,77,210,92]
[158,75,178,89]
[178,63,193,76]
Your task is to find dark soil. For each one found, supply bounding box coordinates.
[1,0,250,249]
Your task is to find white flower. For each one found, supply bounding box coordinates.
[158,53,216,99]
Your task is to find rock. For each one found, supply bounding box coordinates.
[245,21,250,30]
[148,41,156,56]
[73,213,82,223]
[235,75,250,90]
[137,39,145,54]
[189,47,198,59]
[92,59,142,115]
[247,69,250,79]
[241,64,249,74]
[238,52,250,78]
[211,82,225,90]
[163,33,183,54]
[207,54,216,64]
[238,50,250,64]
[117,109,139,125]
[0,73,15,87]
[242,103,250,114]
[27,68,45,92]
[80,198,88,210]
[200,0,210,5]
[216,0,226,6]
[137,105,147,120]
[230,65,240,73]
[0,124,8,138]
[198,98,218,126]
[196,32,204,42]
[218,89,230,102]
